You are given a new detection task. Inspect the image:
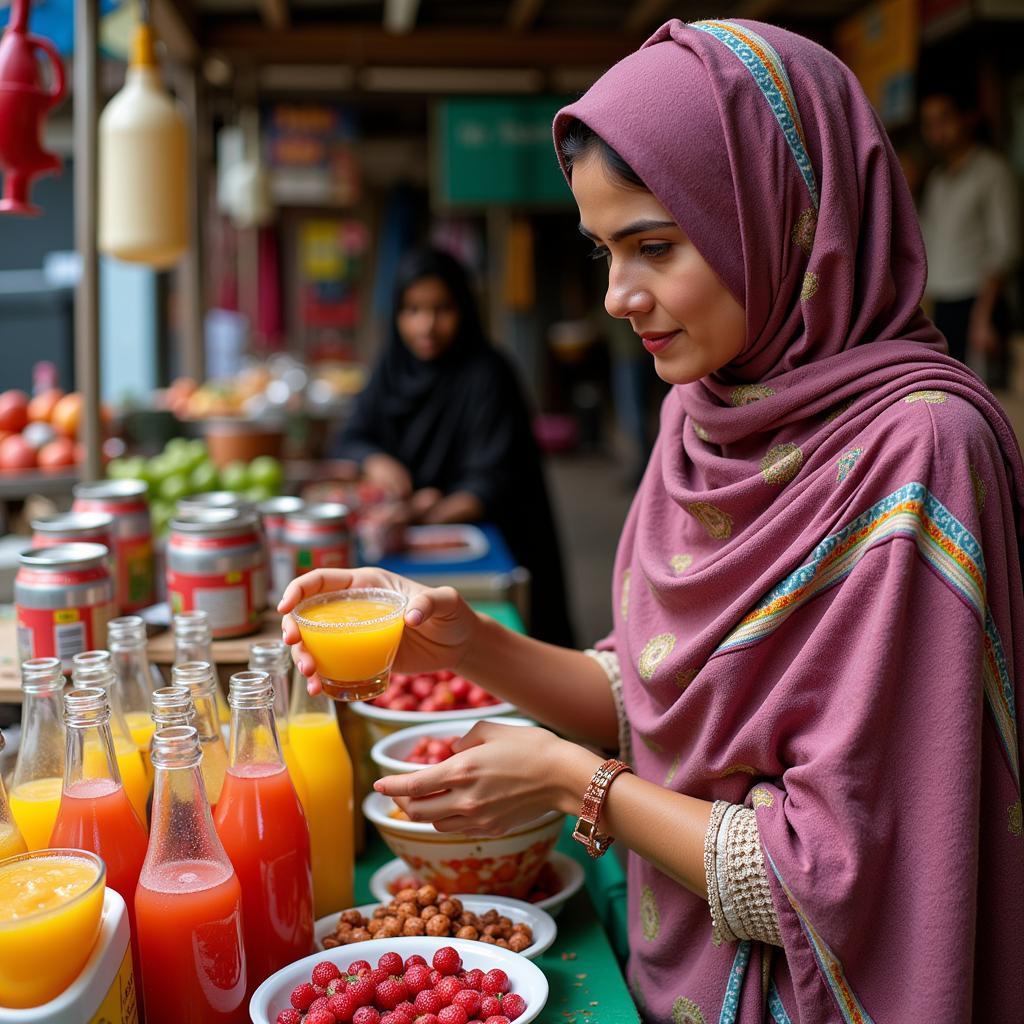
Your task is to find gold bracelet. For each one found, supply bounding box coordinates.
[571,757,633,858]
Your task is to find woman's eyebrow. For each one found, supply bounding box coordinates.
[578,219,677,243]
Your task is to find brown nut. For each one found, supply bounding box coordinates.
[415,885,439,907]
[372,906,389,919]
[496,938,510,949]
[458,912,478,928]
[481,909,499,925]
[322,936,340,948]
[366,918,383,935]
[484,924,503,938]
[456,925,479,940]
[340,909,363,927]
[396,887,419,903]
[508,933,531,952]
[438,898,463,917]
[511,921,531,934]
[497,916,512,929]
[397,901,419,918]
[403,917,427,936]
[350,928,372,942]
[420,905,439,920]
[479,933,497,944]
[382,916,401,931]
[425,913,451,936]
[377,924,400,939]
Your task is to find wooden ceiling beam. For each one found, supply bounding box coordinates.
[202,24,643,68]
[259,0,290,31]
[507,0,545,32]
[623,0,672,34]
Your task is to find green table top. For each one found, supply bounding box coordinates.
[354,826,638,1024]
[469,600,525,634]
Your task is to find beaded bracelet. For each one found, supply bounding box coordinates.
[704,799,730,946]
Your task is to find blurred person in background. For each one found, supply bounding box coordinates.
[919,81,1020,387]
[334,247,574,646]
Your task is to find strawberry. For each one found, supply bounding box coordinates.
[461,969,484,992]
[483,1017,511,1024]
[500,994,526,1021]
[405,955,429,969]
[404,964,433,994]
[437,1007,467,1024]
[306,1007,337,1024]
[348,960,372,976]
[431,947,462,977]
[352,1008,381,1024]
[453,990,482,1017]
[380,1012,412,1024]
[481,970,509,996]
[277,1011,302,1024]
[378,952,405,977]
[479,996,502,1019]
[433,976,464,1006]
[327,978,347,998]
[429,970,443,987]
[329,991,359,1023]
[314,962,344,987]
[376,977,409,1010]
[413,1015,440,1024]
[292,982,318,1011]
[414,989,444,1015]
[349,977,377,1008]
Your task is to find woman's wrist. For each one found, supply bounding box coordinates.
[547,737,604,817]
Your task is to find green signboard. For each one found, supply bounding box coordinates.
[434,96,575,207]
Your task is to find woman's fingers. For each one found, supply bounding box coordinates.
[374,764,451,800]
[276,569,354,615]
[404,585,461,630]
[281,613,300,644]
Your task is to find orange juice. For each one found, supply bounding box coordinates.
[288,711,354,915]
[0,851,106,1008]
[125,709,156,780]
[296,595,405,702]
[9,776,63,851]
[0,823,26,859]
[84,736,150,824]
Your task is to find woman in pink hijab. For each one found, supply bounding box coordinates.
[282,19,1024,1022]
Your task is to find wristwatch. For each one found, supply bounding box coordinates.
[572,758,633,858]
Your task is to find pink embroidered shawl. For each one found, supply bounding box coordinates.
[554,19,1024,1024]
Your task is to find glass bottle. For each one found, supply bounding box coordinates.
[136,725,246,1024]
[214,671,313,990]
[50,686,149,985]
[8,658,65,850]
[289,673,354,914]
[109,615,158,779]
[0,730,27,858]
[171,661,229,808]
[173,610,230,724]
[150,685,195,732]
[71,650,150,822]
[249,640,310,812]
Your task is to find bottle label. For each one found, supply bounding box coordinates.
[88,943,139,1024]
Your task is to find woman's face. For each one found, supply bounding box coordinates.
[571,151,746,385]
[396,275,461,362]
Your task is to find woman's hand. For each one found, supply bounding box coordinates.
[278,568,480,695]
[373,720,583,836]
[363,453,414,499]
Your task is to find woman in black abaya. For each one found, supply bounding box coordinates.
[335,248,575,646]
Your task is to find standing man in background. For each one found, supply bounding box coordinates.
[919,83,1020,388]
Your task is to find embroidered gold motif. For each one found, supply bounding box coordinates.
[687,502,733,540]
[760,443,803,486]
[825,398,855,422]
[664,752,681,786]
[751,786,775,809]
[791,207,817,255]
[620,568,631,622]
[903,390,947,405]
[630,968,647,1014]
[692,421,712,443]
[731,384,776,407]
[1009,800,1023,837]
[836,448,863,483]
[970,465,987,513]
[800,270,819,300]
[638,632,676,680]
[672,996,706,1024]
[641,885,661,941]
[716,763,760,778]
[670,553,694,574]
[675,667,698,691]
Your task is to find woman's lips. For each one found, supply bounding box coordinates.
[640,331,679,354]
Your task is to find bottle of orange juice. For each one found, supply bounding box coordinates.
[289,673,354,915]
[71,650,151,823]
[249,640,310,812]
[171,662,229,809]
[173,611,231,725]
[8,657,65,850]
[109,615,159,781]
[0,730,27,859]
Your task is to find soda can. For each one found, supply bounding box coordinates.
[176,491,256,516]
[284,502,352,576]
[258,496,304,603]
[16,543,117,671]
[72,479,154,613]
[31,510,115,562]
[167,508,267,639]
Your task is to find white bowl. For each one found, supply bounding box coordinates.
[314,894,557,960]
[370,851,585,918]
[249,935,549,1024]
[371,716,535,775]
[350,695,518,746]
[364,791,564,901]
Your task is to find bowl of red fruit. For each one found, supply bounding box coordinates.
[350,670,517,746]
[370,717,535,776]
[364,792,564,902]
[249,938,548,1024]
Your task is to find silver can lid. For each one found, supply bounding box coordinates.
[258,496,304,517]
[73,479,147,501]
[286,502,350,527]
[170,507,259,535]
[19,542,110,571]
[32,510,115,535]
[177,491,253,514]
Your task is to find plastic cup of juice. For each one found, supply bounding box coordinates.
[294,588,408,702]
[0,848,106,1008]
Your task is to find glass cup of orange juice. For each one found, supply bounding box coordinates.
[0,848,106,1008]
[294,588,408,702]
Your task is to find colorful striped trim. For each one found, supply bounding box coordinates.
[713,482,1019,789]
[692,20,819,209]
[718,940,751,1024]
[767,981,793,1024]
[764,851,875,1024]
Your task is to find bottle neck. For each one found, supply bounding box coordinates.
[249,653,292,728]
[228,701,285,773]
[12,686,65,787]
[175,635,214,665]
[64,715,122,793]
[110,643,154,714]
[289,670,332,717]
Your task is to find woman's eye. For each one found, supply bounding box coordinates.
[639,243,670,258]
[587,246,610,262]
